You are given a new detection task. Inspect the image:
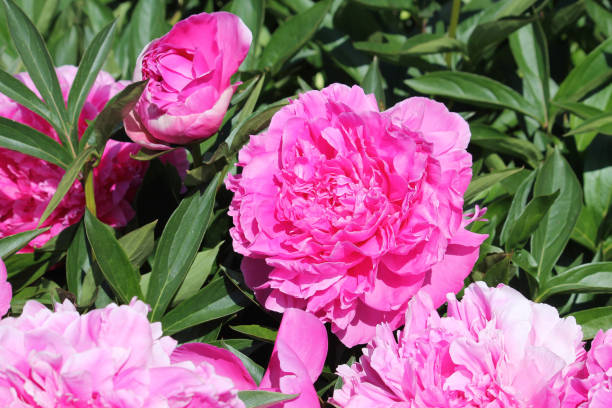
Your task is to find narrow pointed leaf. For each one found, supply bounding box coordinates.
[38,147,96,226]
[0,116,72,168]
[537,262,612,302]
[84,210,143,303]
[570,306,612,340]
[505,190,560,250]
[238,391,297,408]
[406,72,540,122]
[464,167,523,204]
[161,277,247,335]
[565,112,612,136]
[147,174,221,321]
[0,228,49,258]
[2,0,70,142]
[470,125,541,167]
[0,68,56,126]
[67,20,117,146]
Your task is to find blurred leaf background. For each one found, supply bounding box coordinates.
[0,0,611,404]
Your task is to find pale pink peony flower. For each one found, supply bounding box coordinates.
[0,299,245,407]
[173,308,328,408]
[226,83,487,346]
[0,258,10,317]
[561,329,612,407]
[331,282,585,407]
[124,12,252,150]
[0,66,188,252]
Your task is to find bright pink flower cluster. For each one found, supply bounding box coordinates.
[227,84,487,347]
[125,11,252,150]
[562,329,612,407]
[0,66,186,251]
[331,282,586,407]
[0,255,327,407]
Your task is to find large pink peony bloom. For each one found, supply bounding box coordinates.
[0,66,187,252]
[331,282,585,407]
[0,299,245,407]
[226,83,487,346]
[173,308,328,408]
[0,258,10,317]
[124,12,252,150]
[561,329,612,407]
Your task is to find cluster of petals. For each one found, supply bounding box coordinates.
[561,329,612,407]
[124,11,252,150]
[0,255,327,407]
[331,282,586,407]
[0,66,187,251]
[227,83,487,346]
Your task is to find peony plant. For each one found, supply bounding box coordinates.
[227,84,487,347]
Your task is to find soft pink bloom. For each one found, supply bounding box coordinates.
[0,299,245,407]
[226,84,487,346]
[331,282,585,407]
[561,329,612,407]
[0,66,188,251]
[0,258,10,317]
[124,12,252,150]
[172,308,328,408]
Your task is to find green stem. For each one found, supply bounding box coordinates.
[189,142,203,168]
[446,0,461,67]
[85,168,96,217]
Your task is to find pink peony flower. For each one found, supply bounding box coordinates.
[561,329,612,407]
[331,282,585,407]
[226,83,487,347]
[124,12,252,150]
[0,66,188,252]
[0,299,245,407]
[172,308,328,408]
[0,258,10,317]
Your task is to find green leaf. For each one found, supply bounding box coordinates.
[551,100,603,119]
[235,74,266,126]
[570,306,612,340]
[355,33,465,57]
[231,324,278,343]
[505,190,560,250]
[147,174,221,322]
[1,0,70,144]
[238,391,297,408]
[565,112,612,136]
[67,20,117,147]
[224,0,264,70]
[583,136,612,220]
[470,125,541,167]
[469,17,534,65]
[79,80,147,153]
[464,167,523,204]
[586,0,612,38]
[65,222,94,305]
[532,150,583,282]
[257,0,331,74]
[38,147,96,226]
[84,210,143,303]
[161,277,247,335]
[479,0,539,22]
[571,206,600,252]
[500,170,535,246]
[406,72,540,122]
[126,0,168,77]
[348,0,413,9]
[0,228,48,258]
[171,242,222,307]
[509,21,550,125]
[554,37,612,105]
[0,116,72,168]
[536,262,612,302]
[118,220,157,269]
[361,56,385,109]
[221,341,264,385]
[0,68,55,125]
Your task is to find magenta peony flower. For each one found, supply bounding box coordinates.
[0,258,10,317]
[124,12,252,150]
[173,308,328,408]
[226,83,487,346]
[331,282,585,407]
[0,299,245,407]
[561,329,612,407]
[0,66,188,252]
